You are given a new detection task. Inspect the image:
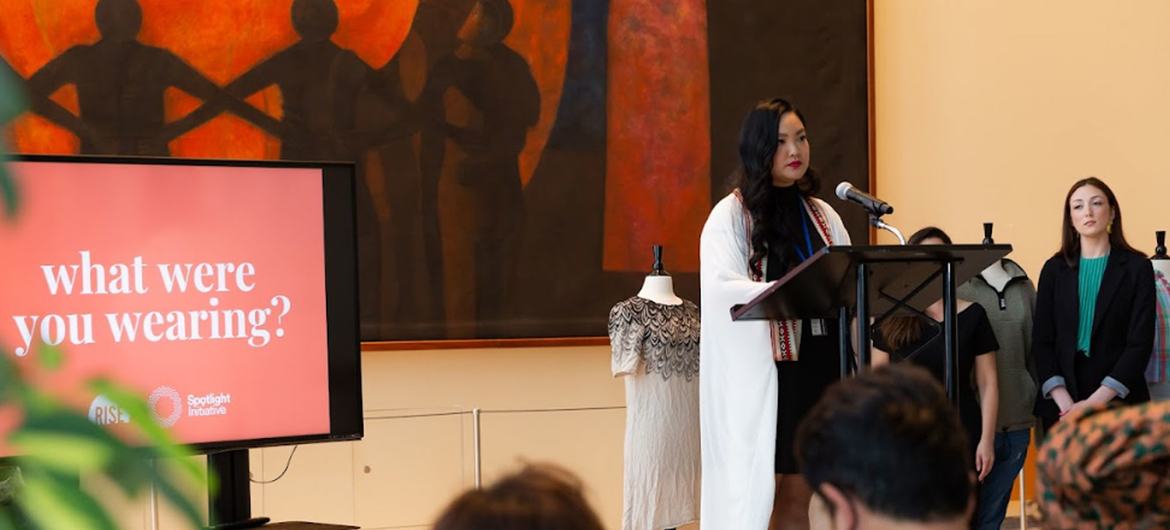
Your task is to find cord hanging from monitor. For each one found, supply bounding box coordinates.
[249,445,299,484]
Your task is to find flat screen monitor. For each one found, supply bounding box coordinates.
[0,155,362,452]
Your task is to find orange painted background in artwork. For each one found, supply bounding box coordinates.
[0,0,708,284]
[0,0,568,188]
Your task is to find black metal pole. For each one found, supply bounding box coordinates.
[838,305,850,378]
[856,262,870,369]
[943,261,959,404]
[208,449,270,529]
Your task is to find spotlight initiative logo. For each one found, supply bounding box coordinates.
[187,391,232,418]
[149,386,183,428]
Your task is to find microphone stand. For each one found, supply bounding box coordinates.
[869,212,906,245]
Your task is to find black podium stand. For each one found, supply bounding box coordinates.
[732,244,1011,401]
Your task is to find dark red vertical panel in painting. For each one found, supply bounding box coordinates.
[603,0,710,273]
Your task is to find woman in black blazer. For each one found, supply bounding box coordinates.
[1033,177,1155,429]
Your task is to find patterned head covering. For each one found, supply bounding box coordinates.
[1037,402,1170,529]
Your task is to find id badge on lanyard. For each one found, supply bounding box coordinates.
[797,204,827,337]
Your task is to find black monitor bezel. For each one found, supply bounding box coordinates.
[10,154,363,452]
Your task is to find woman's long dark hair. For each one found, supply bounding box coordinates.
[733,98,820,278]
[878,227,952,352]
[1055,177,1142,266]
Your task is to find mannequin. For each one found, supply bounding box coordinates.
[981,259,1013,293]
[959,222,1038,530]
[1148,231,1170,402]
[608,245,700,530]
[976,223,1021,307]
[1152,229,1169,268]
[637,246,684,306]
[979,222,1011,291]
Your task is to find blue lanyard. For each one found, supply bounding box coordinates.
[793,202,815,262]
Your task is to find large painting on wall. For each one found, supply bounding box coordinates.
[0,0,870,341]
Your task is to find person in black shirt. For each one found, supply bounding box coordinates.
[871,227,1000,485]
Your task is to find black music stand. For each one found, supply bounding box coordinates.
[731,244,1011,402]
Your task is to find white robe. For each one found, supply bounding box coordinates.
[698,192,850,529]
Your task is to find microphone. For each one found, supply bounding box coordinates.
[835,181,894,216]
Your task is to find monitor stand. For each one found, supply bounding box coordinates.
[208,449,270,529]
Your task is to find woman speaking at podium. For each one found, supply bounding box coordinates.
[1033,178,1155,429]
[698,98,850,530]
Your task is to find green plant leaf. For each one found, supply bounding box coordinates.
[19,409,122,446]
[35,345,62,372]
[0,168,15,221]
[87,379,203,480]
[0,513,18,530]
[0,353,21,401]
[0,345,207,530]
[150,463,207,529]
[102,454,151,499]
[16,408,156,497]
[16,468,118,530]
[0,62,24,220]
[0,65,24,123]
[0,507,33,530]
[8,432,115,473]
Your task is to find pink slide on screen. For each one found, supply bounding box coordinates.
[0,161,331,446]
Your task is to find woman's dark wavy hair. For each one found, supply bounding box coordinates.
[878,227,952,351]
[733,98,820,278]
[1055,177,1142,266]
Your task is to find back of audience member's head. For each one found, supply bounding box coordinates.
[1038,401,1170,529]
[433,463,606,530]
[797,363,973,529]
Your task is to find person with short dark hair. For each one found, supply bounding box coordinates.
[433,464,606,530]
[796,363,974,530]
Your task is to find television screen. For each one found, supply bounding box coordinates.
[0,156,362,451]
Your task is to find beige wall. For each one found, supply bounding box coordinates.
[873,0,1170,508]
[873,1,1170,275]
[101,346,647,530]
[262,345,629,530]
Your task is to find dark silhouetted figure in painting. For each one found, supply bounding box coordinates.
[2,57,97,145]
[224,0,372,161]
[422,0,539,336]
[222,0,388,335]
[25,0,278,156]
[359,0,478,338]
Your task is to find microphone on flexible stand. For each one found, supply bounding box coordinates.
[835,181,894,216]
[834,181,905,244]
